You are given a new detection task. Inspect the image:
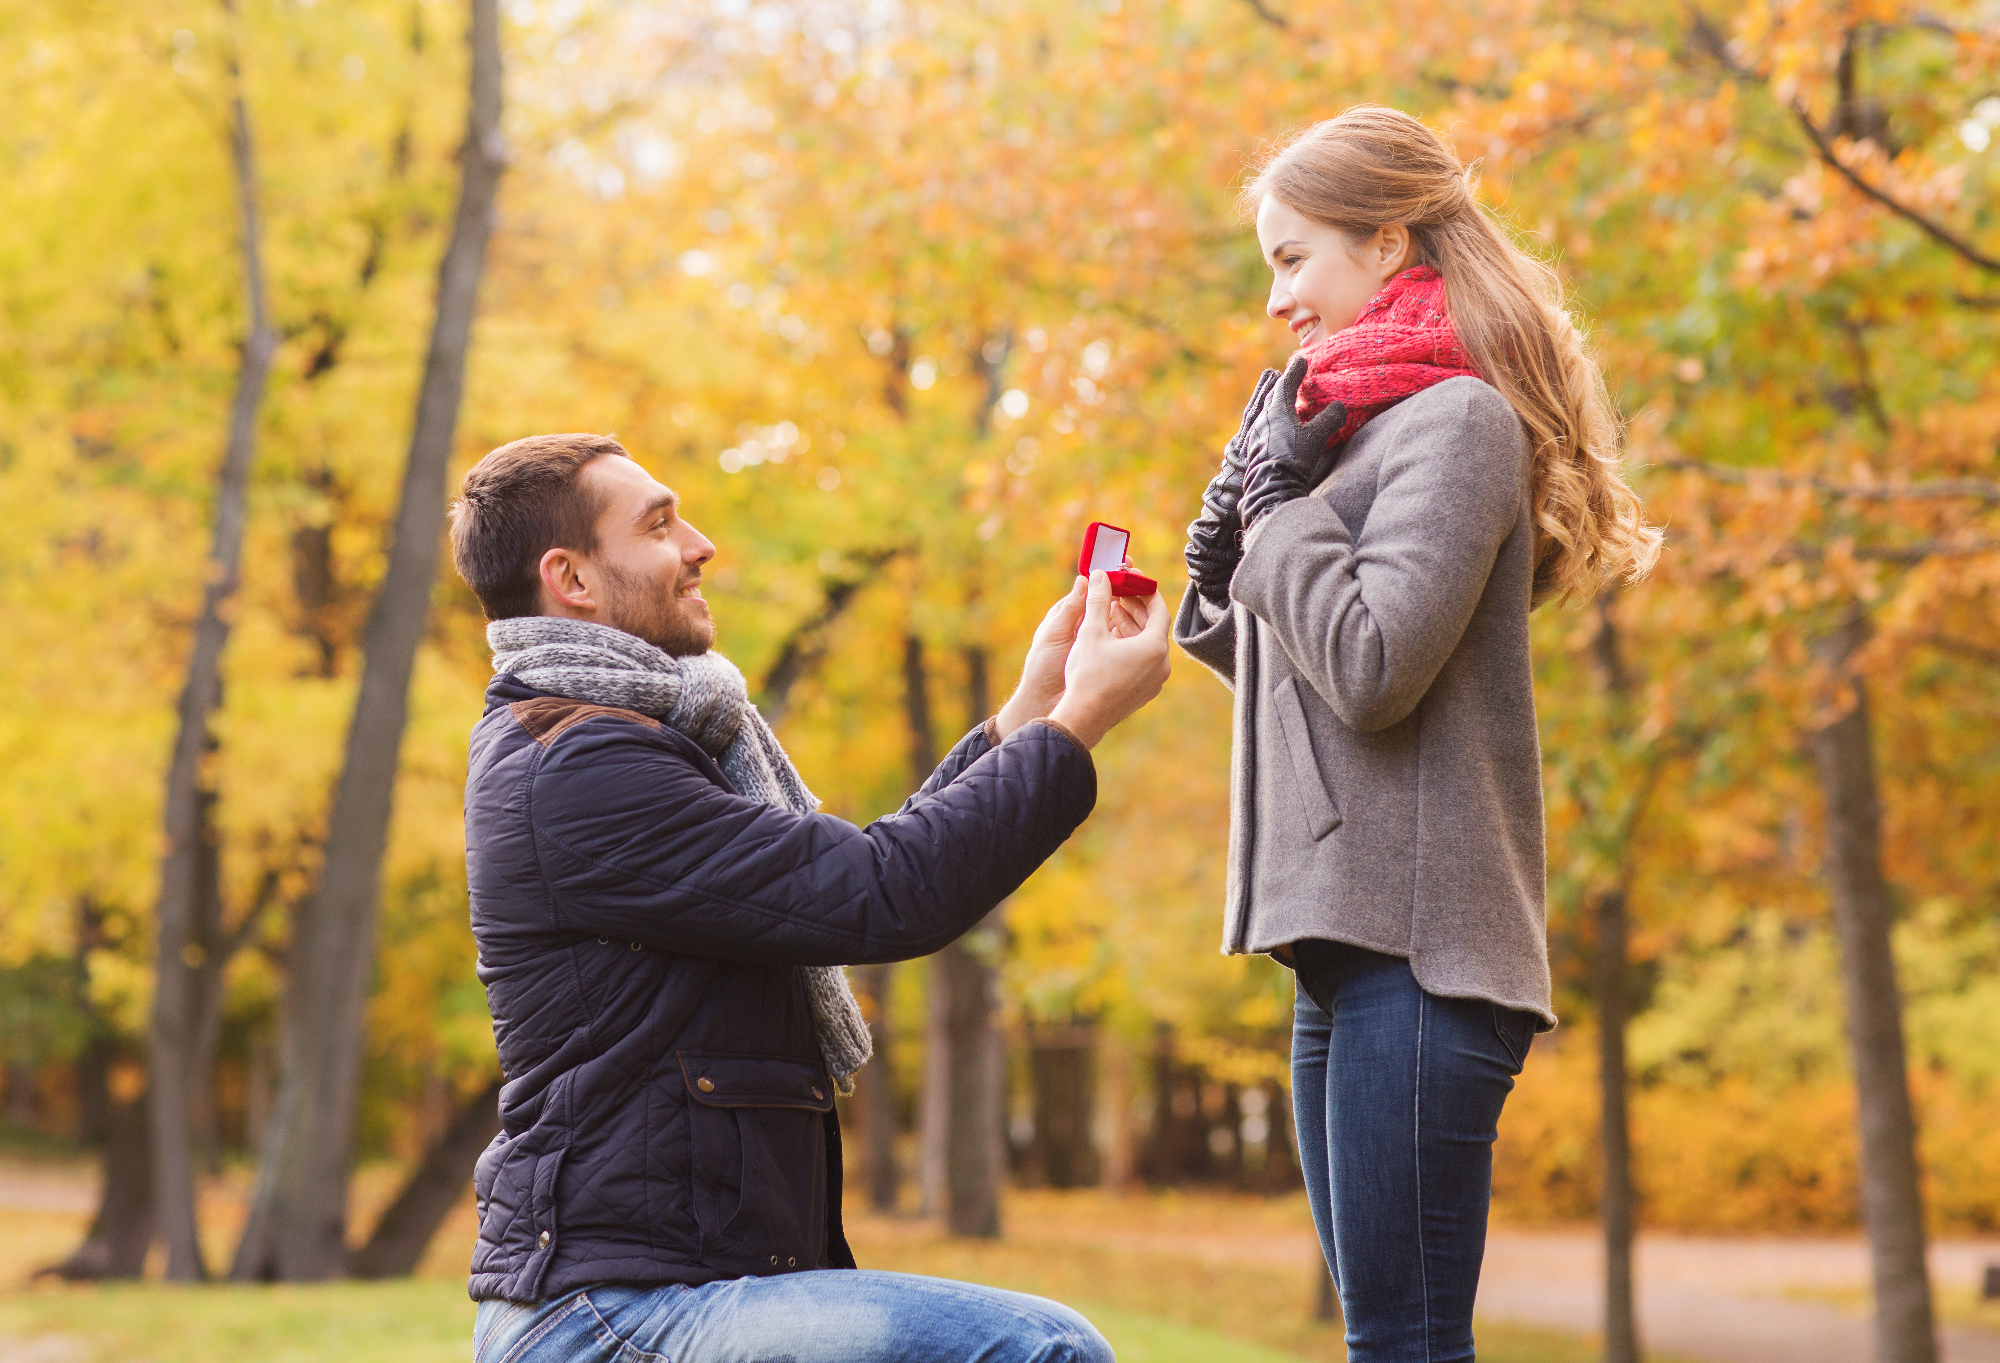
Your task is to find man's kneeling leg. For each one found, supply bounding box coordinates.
[473,1271,1116,1363]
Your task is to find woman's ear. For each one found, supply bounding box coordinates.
[1375,224,1412,280]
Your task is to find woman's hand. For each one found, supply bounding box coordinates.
[1238,354,1348,530]
[1185,368,1281,604]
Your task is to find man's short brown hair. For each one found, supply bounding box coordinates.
[449,433,628,620]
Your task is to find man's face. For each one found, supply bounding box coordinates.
[577,455,717,656]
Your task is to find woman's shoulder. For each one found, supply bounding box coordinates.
[1390,374,1519,433]
[1349,376,1526,465]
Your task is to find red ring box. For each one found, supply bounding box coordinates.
[1079,522,1158,598]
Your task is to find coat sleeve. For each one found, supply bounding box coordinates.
[528,717,1095,966]
[893,721,997,812]
[1228,381,1526,734]
[1171,582,1237,688]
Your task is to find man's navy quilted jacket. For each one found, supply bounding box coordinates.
[464,675,1096,1302]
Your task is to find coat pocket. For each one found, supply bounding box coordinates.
[472,1135,568,1299]
[1272,676,1343,840]
[680,1052,834,1277]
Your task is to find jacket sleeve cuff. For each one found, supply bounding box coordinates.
[1231,495,1350,618]
[1172,581,1237,684]
[1028,716,1090,756]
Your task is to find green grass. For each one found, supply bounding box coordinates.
[0,1281,1613,1363]
[1076,1304,1309,1363]
[0,1280,475,1363]
[0,1170,1640,1362]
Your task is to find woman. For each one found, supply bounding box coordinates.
[1174,106,1660,1362]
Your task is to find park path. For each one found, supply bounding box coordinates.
[1030,1194,2000,1363]
[1478,1229,2000,1363]
[1078,1211,2000,1363]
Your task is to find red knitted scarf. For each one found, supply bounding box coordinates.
[1295,265,1480,445]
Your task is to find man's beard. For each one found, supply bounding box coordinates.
[600,562,714,657]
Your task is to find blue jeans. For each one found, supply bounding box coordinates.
[1290,940,1537,1363]
[472,1272,1115,1363]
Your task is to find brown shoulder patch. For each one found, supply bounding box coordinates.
[509,696,663,749]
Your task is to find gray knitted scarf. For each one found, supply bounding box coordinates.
[488,615,873,1092]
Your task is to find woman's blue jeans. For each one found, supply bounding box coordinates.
[472,1271,1114,1363]
[1290,939,1537,1363]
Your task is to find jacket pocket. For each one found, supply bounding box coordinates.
[680,1052,833,1277]
[1271,676,1343,840]
[472,1136,568,1299]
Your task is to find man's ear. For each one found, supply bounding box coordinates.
[538,546,597,616]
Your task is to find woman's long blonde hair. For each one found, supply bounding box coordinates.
[1244,105,1661,601]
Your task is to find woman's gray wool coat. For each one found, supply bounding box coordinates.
[1173,375,1555,1028]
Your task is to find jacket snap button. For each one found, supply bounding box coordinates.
[768,1254,780,1267]
[786,1256,797,1268]
[810,1087,824,1100]
[597,937,609,945]
[538,1230,550,1248]
[630,941,642,950]
[697,1077,715,1092]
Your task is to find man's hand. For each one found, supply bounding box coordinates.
[995,576,1090,739]
[1047,571,1172,749]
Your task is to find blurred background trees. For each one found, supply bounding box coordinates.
[2,0,1996,1356]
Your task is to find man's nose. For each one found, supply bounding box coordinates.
[682,520,716,564]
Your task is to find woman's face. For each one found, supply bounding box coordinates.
[1255,195,1412,350]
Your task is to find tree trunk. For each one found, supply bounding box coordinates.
[42,1092,155,1280]
[1316,1265,1341,1323]
[350,1078,503,1278]
[1595,885,1641,1363]
[938,922,1004,1237]
[917,643,1006,1236]
[148,18,278,1278]
[1589,594,1644,1363]
[854,962,900,1211]
[1028,1023,1098,1189]
[232,0,505,1281]
[902,631,950,1217]
[1812,614,1938,1363]
[1098,1031,1134,1193]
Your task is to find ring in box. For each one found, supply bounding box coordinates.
[1079,522,1157,597]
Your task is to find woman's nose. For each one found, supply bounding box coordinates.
[1266,281,1292,321]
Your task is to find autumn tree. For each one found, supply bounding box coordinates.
[233,0,505,1281]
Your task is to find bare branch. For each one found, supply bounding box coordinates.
[1656,458,2000,504]
[1684,7,2000,273]
[1773,537,2000,566]
[1792,106,2000,275]
[1917,632,2000,667]
[1241,0,1289,27]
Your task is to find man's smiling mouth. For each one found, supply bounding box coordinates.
[676,579,703,600]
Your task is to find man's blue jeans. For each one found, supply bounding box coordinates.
[1290,939,1537,1363]
[472,1271,1115,1363]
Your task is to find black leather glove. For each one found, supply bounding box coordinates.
[1238,353,1348,531]
[1184,368,1281,605]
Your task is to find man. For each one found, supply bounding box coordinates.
[449,432,1169,1363]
